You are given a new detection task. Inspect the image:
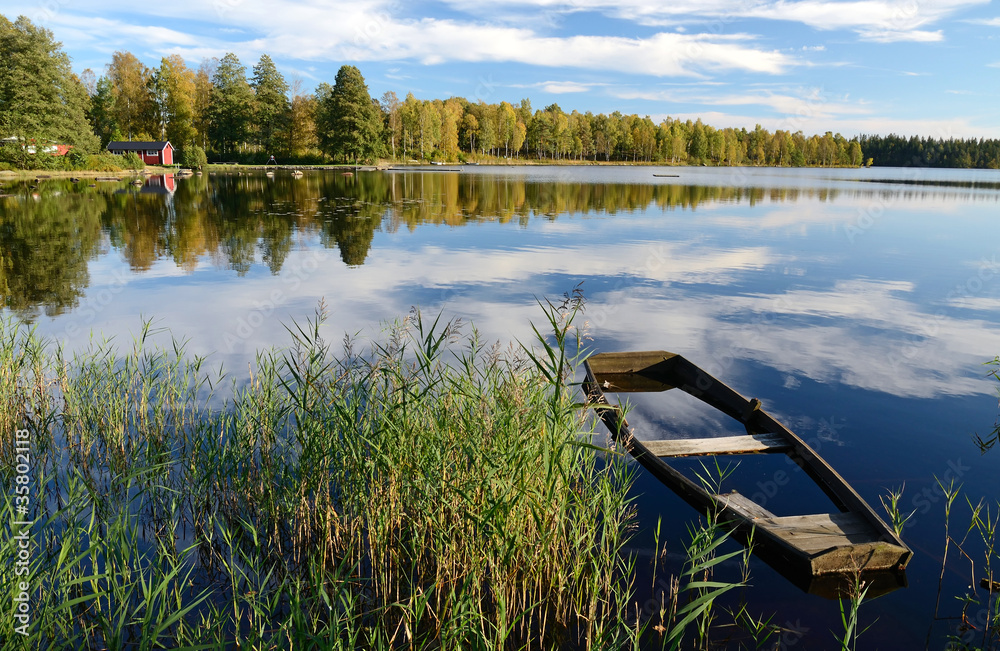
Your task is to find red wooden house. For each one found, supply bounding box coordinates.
[107,141,174,165]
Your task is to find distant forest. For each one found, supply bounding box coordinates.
[2,13,1000,170]
[857,134,1000,169]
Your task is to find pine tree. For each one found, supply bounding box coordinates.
[251,54,289,154]
[318,65,384,164]
[209,53,254,155]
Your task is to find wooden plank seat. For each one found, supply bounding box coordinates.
[713,493,880,550]
[639,432,791,457]
[764,512,882,552]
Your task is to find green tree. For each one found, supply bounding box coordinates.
[461,111,479,154]
[688,119,707,162]
[314,82,334,153]
[418,100,442,159]
[193,58,216,150]
[591,113,616,161]
[209,53,254,155]
[106,50,155,141]
[439,98,462,160]
[318,65,384,164]
[499,101,517,157]
[287,80,317,157]
[181,144,207,168]
[380,90,401,159]
[0,15,98,152]
[152,54,197,149]
[848,140,863,167]
[88,76,119,146]
[251,54,289,154]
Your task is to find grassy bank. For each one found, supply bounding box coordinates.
[0,300,643,649]
[0,158,869,178]
[0,167,177,180]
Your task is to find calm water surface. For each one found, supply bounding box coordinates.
[4,165,1000,647]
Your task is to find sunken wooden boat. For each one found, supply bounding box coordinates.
[583,351,911,593]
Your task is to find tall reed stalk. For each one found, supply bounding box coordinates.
[0,299,640,648]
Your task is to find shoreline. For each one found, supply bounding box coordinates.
[0,166,176,180]
[1,161,868,178]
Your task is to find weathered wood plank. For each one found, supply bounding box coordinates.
[762,513,881,553]
[640,433,791,457]
[716,491,775,520]
[584,351,677,376]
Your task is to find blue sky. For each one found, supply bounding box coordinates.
[4,0,999,137]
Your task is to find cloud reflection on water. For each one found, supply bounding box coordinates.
[4,167,1000,404]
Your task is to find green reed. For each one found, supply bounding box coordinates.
[881,473,1000,649]
[0,297,642,649]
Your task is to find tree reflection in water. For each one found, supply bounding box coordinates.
[0,169,902,320]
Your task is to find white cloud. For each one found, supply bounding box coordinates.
[964,17,1000,26]
[440,0,987,42]
[539,81,594,94]
[30,13,202,55]
[24,0,796,77]
[615,88,868,121]
[250,22,795,77]
[857,28,943,42]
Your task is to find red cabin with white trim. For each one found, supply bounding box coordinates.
[107,141,174,165]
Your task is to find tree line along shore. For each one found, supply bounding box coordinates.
[3,13,1000,173]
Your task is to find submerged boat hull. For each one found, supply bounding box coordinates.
[583,351,911,595]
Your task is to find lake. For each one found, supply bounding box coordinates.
[3,164,1000,647]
